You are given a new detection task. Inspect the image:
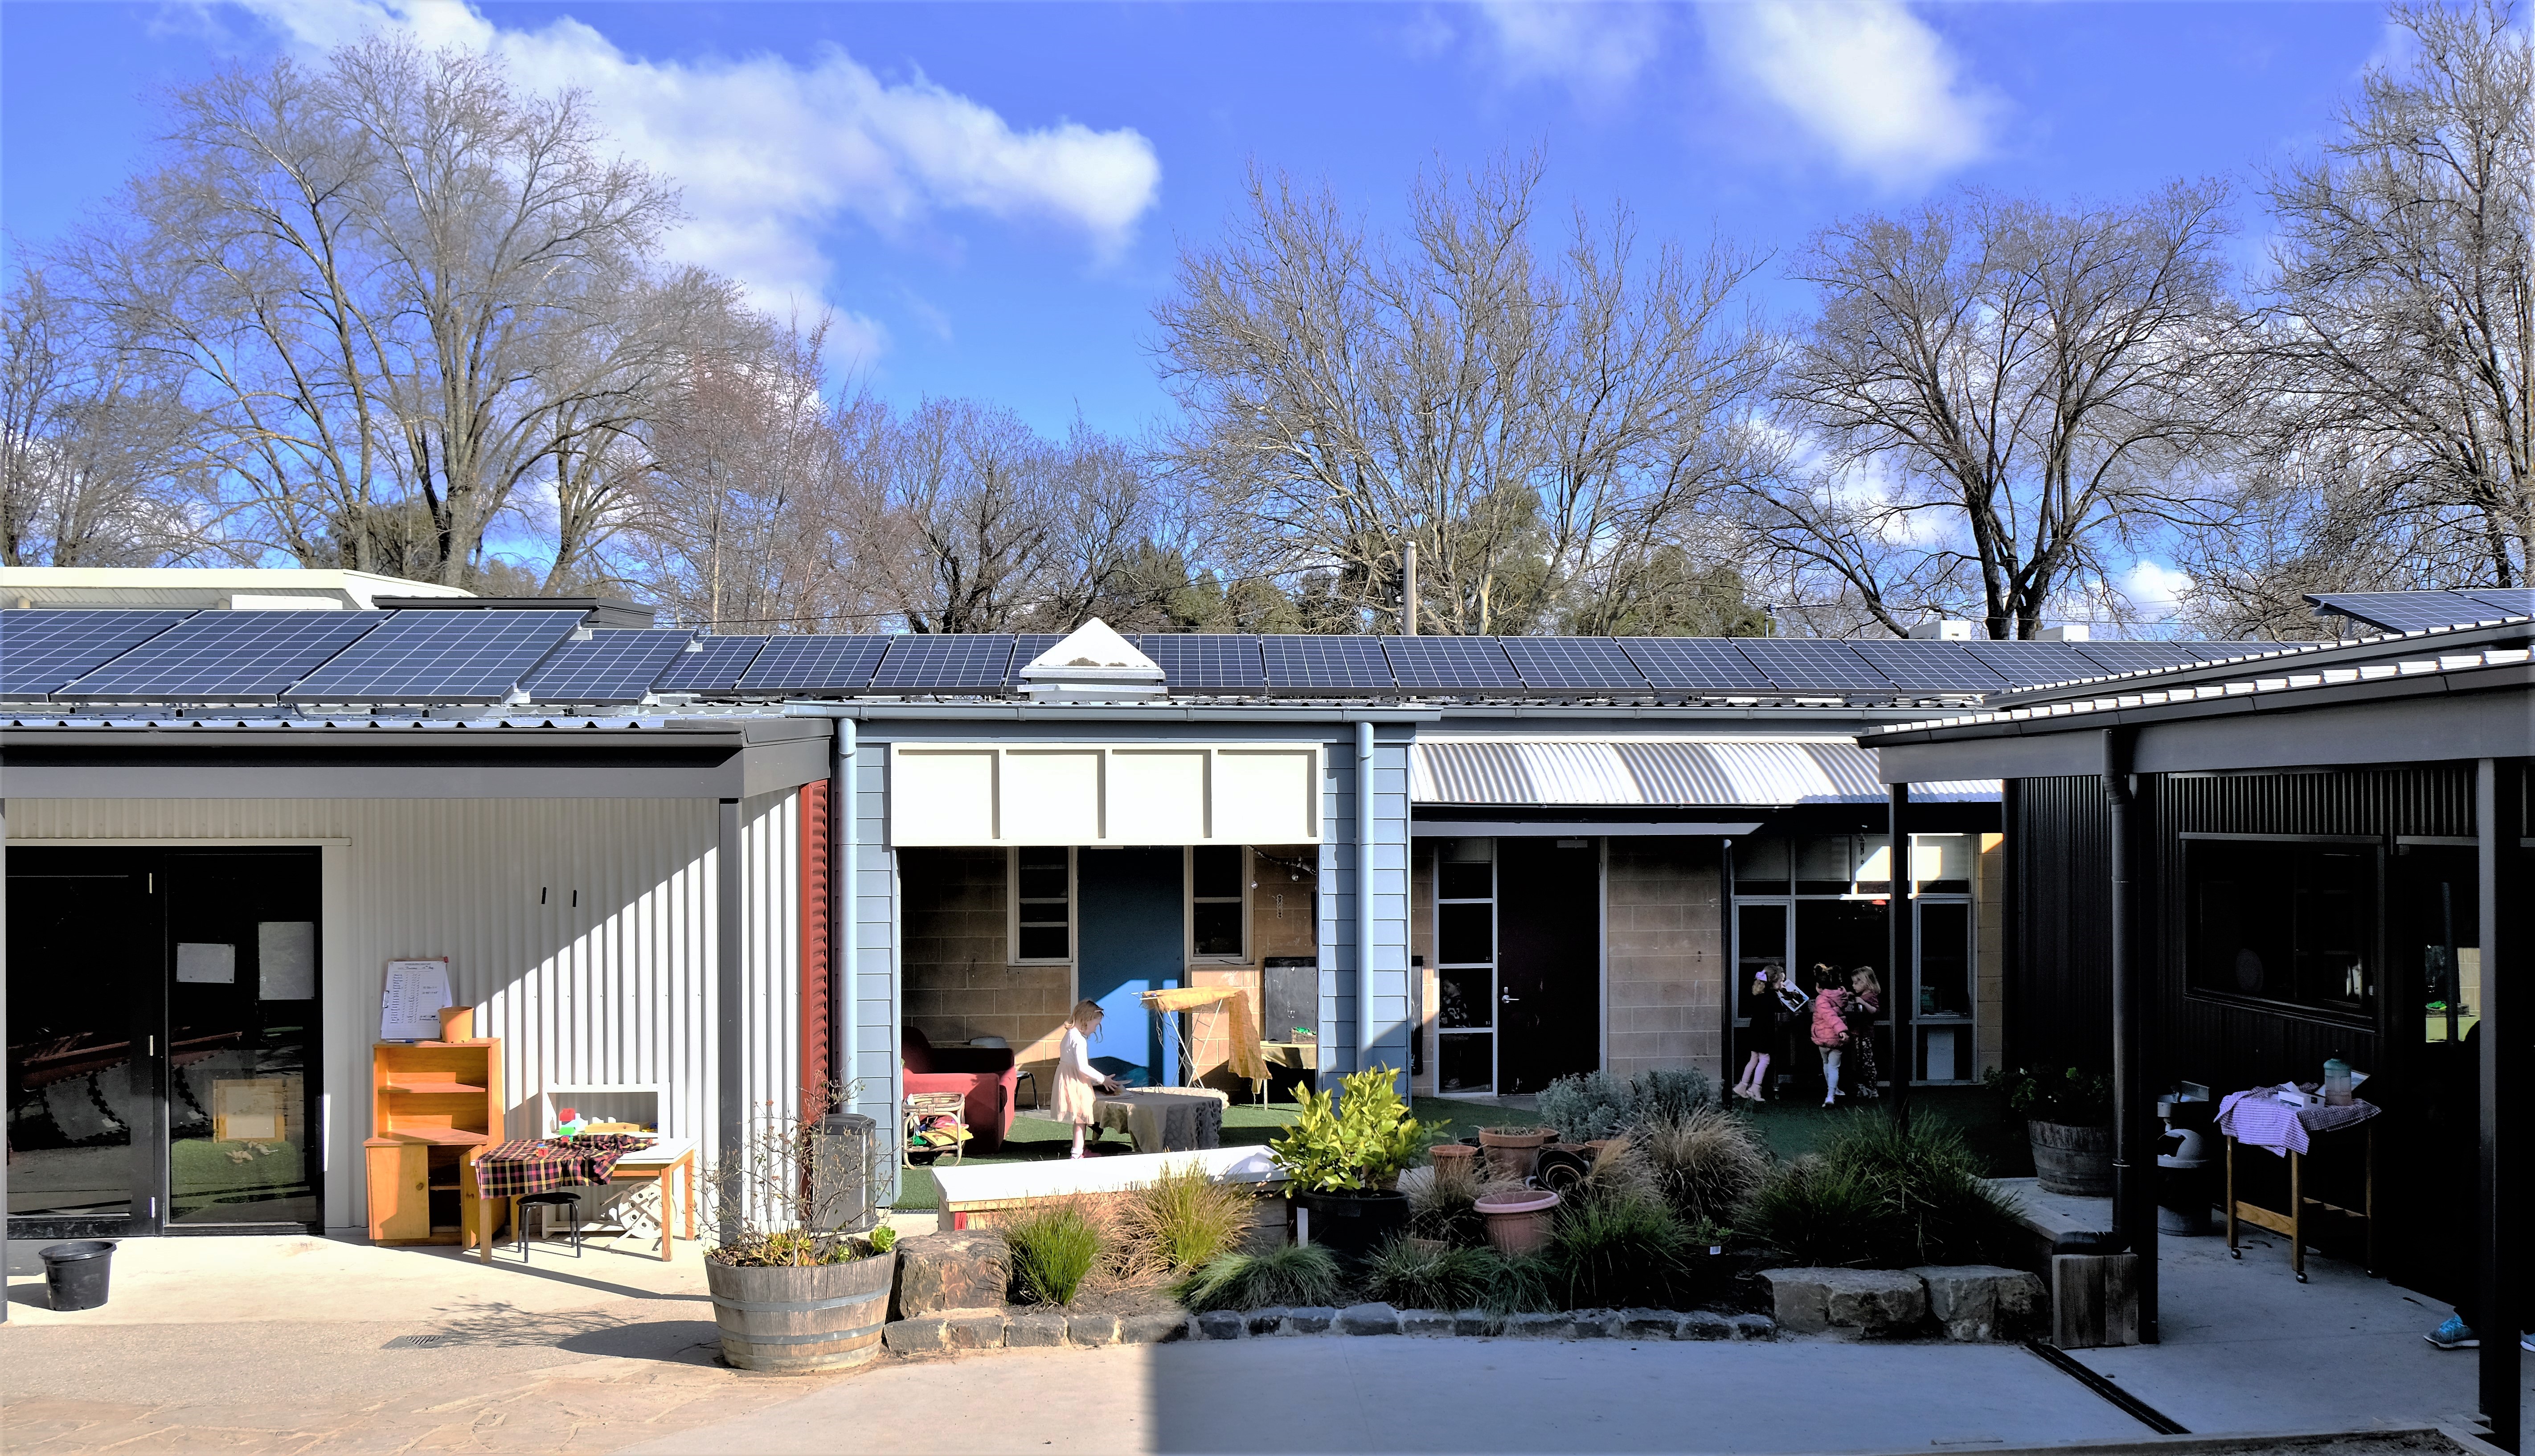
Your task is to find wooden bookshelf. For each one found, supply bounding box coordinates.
[364,1038,503,1245]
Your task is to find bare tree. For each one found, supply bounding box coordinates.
[1153,151,1773,636]
[67,38,734,587]
[1752,184,2248,639]
[2247,0,2532,587]
[0,264,196,566]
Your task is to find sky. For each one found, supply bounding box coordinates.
[0,0,2404,618]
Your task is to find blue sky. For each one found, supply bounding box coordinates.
[3,0,2394,457]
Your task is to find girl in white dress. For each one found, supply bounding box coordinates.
[1055,999,1124,1158]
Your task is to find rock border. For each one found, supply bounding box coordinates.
[882,1302,1777,1354]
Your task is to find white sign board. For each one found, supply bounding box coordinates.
[380,958,453,1041]
[258,921,317,1001]
[176,943,236,984]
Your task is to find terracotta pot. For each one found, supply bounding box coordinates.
[1477,1126,1552,1182]
[1474,1189,1561,1256]
[1581,1138,1617,1160]
[1429,1143,1478,1170]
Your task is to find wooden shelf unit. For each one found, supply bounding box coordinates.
[364,1038,504,1246]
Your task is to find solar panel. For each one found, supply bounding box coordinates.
[1729,640,1900,692]
[1845,641,2011,692]
[520,629,696,703]
[60,610,387,701]
[868,635,1017,691]
[1381,637,1522,691]
[0,610,195,697]
[1616,638,1775,691]
[1133,634,1266,689]
[2460,589,2535,621]
[1499,638,1652,692]
[1003,635,1068,687]
[1958,640,2107,687]
[654,636,767,692]
[284,609,583,702]
[2308,591,2512,634]
[2069,642,2206,677]
[736,634,891,692]
[1260,635,1396,691]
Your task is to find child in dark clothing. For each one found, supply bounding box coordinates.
[1845,966,1884,1100]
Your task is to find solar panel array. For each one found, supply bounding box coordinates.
[9,605,2327,703]
[286,609,583,702]
[522,630,699,703]
[0,610,194,697]
[2310,590,2535,634]
[736,634,890,693]
[61,611,388,702]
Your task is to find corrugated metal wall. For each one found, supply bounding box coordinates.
[2006,775,2112,1075]
[11,793,803,1230]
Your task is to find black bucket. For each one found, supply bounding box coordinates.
[40,1240,115,1311]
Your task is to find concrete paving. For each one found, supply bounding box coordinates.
[616,1339,2155,1456]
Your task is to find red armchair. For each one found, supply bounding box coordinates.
[901,1028,1019,1153]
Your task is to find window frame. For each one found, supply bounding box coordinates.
[1185,844,1251,965]
[2179,831,2383,1028]
[1432,839,1499,1096]
[1009,846,1077,966]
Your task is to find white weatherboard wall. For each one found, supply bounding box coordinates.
[11,794,803,1231]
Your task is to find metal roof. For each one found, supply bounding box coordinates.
[1412,736,1997,806]
[2307,588,2535,634]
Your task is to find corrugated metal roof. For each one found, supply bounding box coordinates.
[1411,737,1998,806]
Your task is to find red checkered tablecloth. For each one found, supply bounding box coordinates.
[474,1135,655,1199]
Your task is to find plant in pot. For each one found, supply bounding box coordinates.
[1269,1067,1427,1264]
[1987,1066,2115,1196]
[703,1087,896,1374]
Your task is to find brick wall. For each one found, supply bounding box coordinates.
[1976,831,2005,1080]
[1605,838,1726,1084]
[898,848,1073,1085]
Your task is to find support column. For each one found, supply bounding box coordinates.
[2478,757,2523,1449]
[1888,782,1914,1132]
[717,796,744,1247]
[2105,729,2157,1342]
[1356,720,1377,1078]
[832,720,854,1094]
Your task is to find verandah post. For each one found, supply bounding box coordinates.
[1888,781,1913,1133]
[2477,757,2523,1449]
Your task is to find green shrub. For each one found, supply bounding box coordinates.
[1269,1068,1430,1194]
[1986,1066,2113,1126]
[1481,1251,1560,1314]
[1635,1107,1770,1225]
[1122,1162,1256,1276]
[1005,1205,1103,1305]
[1569,1135,1663,1213]
[1539,1067,1717,1143]
[1403,1157,1517,1246]
[1175,1244,1345,1312]
[1548,1193,1696,1309]
[1740,1114,2028,1268]
[867,1224,897,1253]
[1361,1236,1499,1310]
[1740,1158,1886,1266]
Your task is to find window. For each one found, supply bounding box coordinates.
[2187,838,2378,1020]
[1012,847,1073,964]
[1189,846,1248,961]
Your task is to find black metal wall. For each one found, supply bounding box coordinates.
[2006,775,2113,1075]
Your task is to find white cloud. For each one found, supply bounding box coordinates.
[1700,0,1998,187]
[228,0,1163,320]
[2120,560,2195,619]
[1477,1,1668,96]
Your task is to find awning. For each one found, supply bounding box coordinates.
[1409,737,1998,807]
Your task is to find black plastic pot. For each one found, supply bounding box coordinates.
[1295,1190,1409,1264]
[41,1240,115,1311]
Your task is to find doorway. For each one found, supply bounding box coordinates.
[1074,847,1184,1084]
[1495,838,1602,1095]
[7,847,324,1239]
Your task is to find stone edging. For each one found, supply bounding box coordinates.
[882,1302,1777,1354]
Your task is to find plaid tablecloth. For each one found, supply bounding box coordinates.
[475,1135,655,1198]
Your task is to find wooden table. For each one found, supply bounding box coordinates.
[471,1136,697,1264]
[2224,1124,2375,1283]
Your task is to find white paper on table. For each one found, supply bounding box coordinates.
[259,922,317,1000]
[380,958,453,1040]
[176,943,236,984]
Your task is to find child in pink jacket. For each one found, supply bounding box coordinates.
[1807,964,1851,1107]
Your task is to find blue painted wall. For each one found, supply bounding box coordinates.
[1075,846,1184,1081]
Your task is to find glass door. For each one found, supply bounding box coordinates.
[1433,840,1496,1093]
[6,850,164,1237]
[1913,900,1975,1082]
[164,850,324,1229]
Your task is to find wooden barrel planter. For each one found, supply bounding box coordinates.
[707,1251,897,1374]
[2028,1121,2114,1197]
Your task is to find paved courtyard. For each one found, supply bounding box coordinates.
[0,1226,2524,1454]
